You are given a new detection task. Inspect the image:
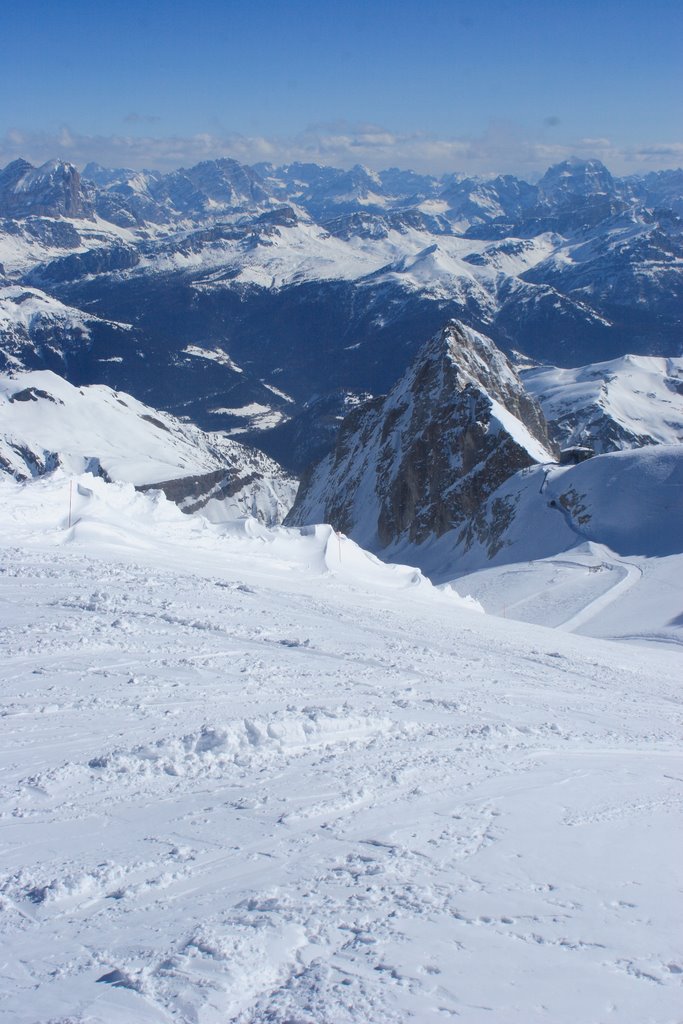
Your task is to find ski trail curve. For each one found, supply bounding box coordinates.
[556,556,643,633]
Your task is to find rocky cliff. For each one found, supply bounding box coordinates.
[286,320,556,557]
[0,159,93,219]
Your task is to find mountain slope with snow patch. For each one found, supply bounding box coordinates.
[522,353,683,451]
[0,370,297,523]
[394,444,683,647]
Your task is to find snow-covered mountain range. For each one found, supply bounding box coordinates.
[1,154,682,468]
[1,155,682,1024]
[1,152,682,591]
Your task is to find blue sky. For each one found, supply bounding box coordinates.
[2,0,682,175]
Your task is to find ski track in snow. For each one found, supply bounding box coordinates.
[1,517,682,1022]
[556,555,643,633]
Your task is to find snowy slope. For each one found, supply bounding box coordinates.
[0,370,297,524]
[0,472,681,1023]
[522,353,683,451]
[0,211,150,278]
[392,445,683,647]
[0,285,132,371]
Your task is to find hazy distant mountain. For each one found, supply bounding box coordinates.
[0,158,93,219]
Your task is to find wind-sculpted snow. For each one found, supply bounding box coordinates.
[0,472,476,605]
[87,711,400,783]
[0,471,681,1023]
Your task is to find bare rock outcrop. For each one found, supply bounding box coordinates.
[286,320,557,557]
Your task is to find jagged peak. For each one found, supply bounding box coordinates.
[409,319,522,400]
[287,317,555,555]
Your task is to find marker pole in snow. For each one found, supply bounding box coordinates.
[337,531,342,563]
[68,480,73,529]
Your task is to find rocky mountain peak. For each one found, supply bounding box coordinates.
[161,158,271,212]
[286,321,556,557]
[0,159,93,219]
[538,157,616,202]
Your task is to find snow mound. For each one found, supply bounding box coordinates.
[89,710,399,781]
[0,471,481,610]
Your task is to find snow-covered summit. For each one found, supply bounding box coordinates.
[537,158,617,203]
[0,158,93,219]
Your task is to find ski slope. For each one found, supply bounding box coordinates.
[0,473,681,1023]
[383,445,683,649]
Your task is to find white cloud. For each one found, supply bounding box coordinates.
[1,122,682,177]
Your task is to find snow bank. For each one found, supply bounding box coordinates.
[0,470,481,611]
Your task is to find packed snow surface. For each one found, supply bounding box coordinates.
[0,473,681,1023]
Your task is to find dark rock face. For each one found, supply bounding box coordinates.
[0,160,93,219]
[137,466,259,514]
[286,321,556,554]
[20,218,82,248]
[10,387,63,404]
[0,441,61,480]
[28,245,140,285]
